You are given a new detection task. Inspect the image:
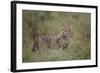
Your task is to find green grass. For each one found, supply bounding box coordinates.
[22,10,91,62]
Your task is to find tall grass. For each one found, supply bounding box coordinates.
[22,10,91,62]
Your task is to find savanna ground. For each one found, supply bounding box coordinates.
[22,10,91,62]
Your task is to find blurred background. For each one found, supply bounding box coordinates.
[22,10,91,62]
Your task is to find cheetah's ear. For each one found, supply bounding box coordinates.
[61,26,65,30]
[70,25,72,29]
[69,26,72,30]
